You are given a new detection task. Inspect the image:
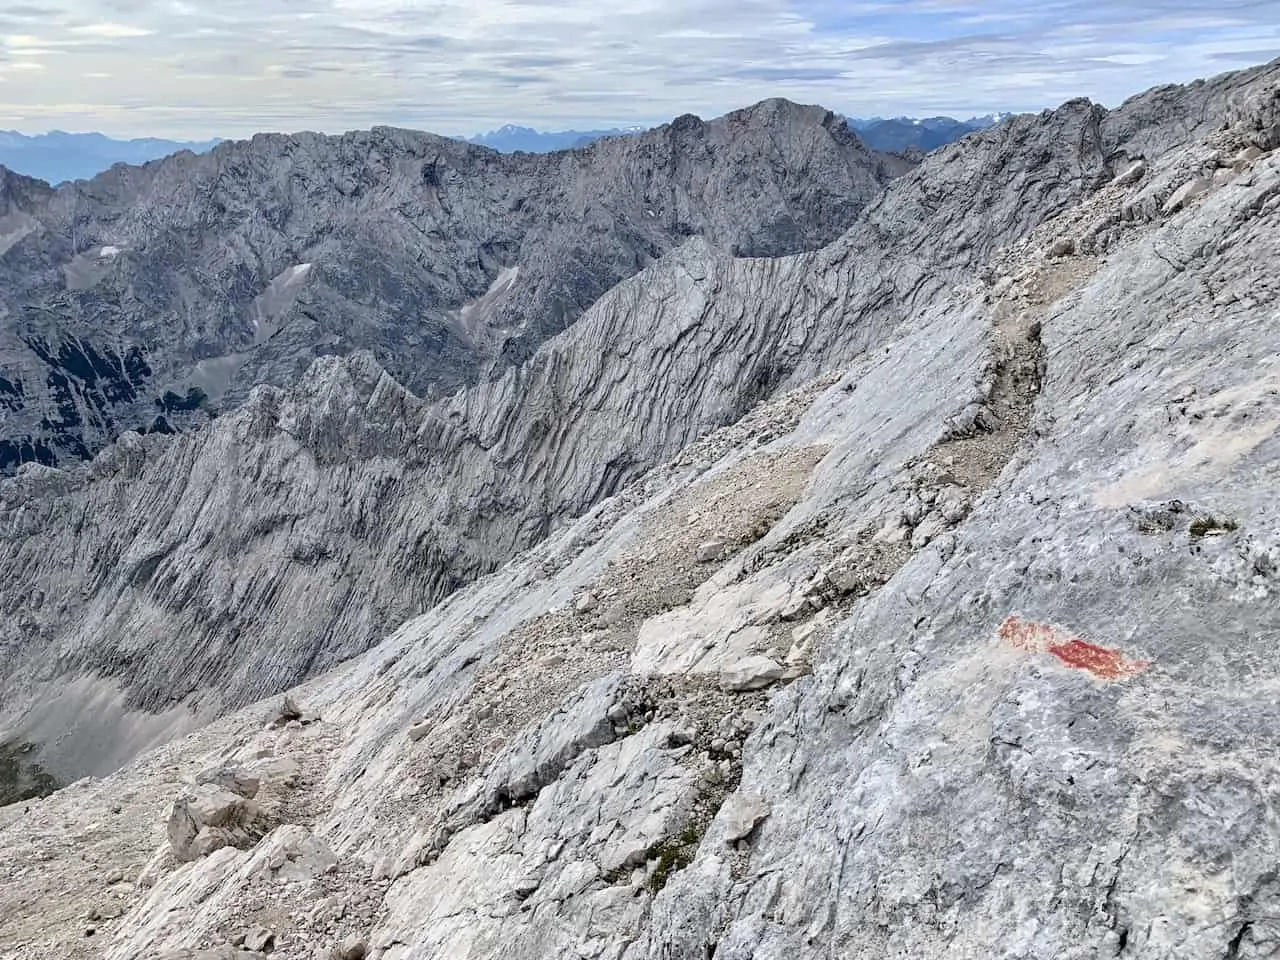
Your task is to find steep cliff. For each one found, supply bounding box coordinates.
[0,100,903,472]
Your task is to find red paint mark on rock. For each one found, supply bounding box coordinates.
[998,616,1150,680]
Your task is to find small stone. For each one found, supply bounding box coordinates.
[1162,176,1211,214]
[276,696,303,724]
[167,784,271,862]
[574,592,596,613]
[720,656,785,692]
[722,792,770,842]
[911,516,949,549]
[666,725,697,747]
[778,594,812,621]
[710,738,727,754]
[475,704,493,720]
[790,620,818,646]
[1047,236,1075,258]
[196,766,261,799]
[336,936,368,960]
[1212,167,1236,188]
[243,925,275,953]
[606,703,628,724]
[1234,145,1264,167]
[871,519,910,545]
[695,540,728,563]
[407,721,431,742]
[1112,159,1146,186]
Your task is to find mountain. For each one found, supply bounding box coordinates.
[1,57,1279,960]
[0,99,909,474]
[467,124,646,153]
[0,130,220,185]
[848,114,1011,153]
[467,114,1010,157]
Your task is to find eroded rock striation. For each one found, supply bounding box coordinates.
[0,99,905,471]
[0,57,1278,960]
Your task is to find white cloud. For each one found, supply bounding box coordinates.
[0,0,1277,138]
[70,22,154,37]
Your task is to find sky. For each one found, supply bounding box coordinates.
[0,0,1278,139]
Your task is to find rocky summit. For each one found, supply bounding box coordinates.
[0,100,904,473]
[0,58,1279,960]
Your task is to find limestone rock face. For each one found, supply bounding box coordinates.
[0,100,905,472]
[3,61,1280,784]
[0,57,1278,960]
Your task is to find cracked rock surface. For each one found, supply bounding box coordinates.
[0,57,1278,960]
[0,99,906,471]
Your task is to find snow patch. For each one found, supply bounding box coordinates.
[250,263,316,345]
[455,265,522,348]
[98,245,123,258]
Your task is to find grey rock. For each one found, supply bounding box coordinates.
[1163,175,1213,213]
[695,540,728,563]
[242,926,275,953]
[0,101,905,472]
[1234,144,1265,166]
[194,765,261,799]
[0,83,1126,777]
[0,63,1276,811]
[1047,236,1075,258]
[1,54,1278,960]
[721,792,770,842]
[166,783,272,862]
[720,657,785,692]
[334,937,367,960]
[1112,159,1147,185]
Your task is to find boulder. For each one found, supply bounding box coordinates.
[695,540,728,563]
[722,792,771,842]
[720,657,785,692]
[334,937,368,960]
[1047,236,1075,258]
[195,766,261,799]
[1234,144,1264,167]
[1162,176,1211,214]
[167,784,272,862]
[1112,159,1147,186]
[243,925,276,953]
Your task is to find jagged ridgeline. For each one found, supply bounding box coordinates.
[0,58,1277,960]
[0,101,908,472]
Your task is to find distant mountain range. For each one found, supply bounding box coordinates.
[467,114,1015,155]
[0,130,221,185]
[466,124,646,153]
[847,114,1014,153]
[0,113,1016,186]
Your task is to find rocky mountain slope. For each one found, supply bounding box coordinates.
[0,57,1278,960]
[0,100,905,473]
[0,85,1118,780]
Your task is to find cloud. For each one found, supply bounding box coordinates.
[69,21,153,36]
[0,0,1277,137]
